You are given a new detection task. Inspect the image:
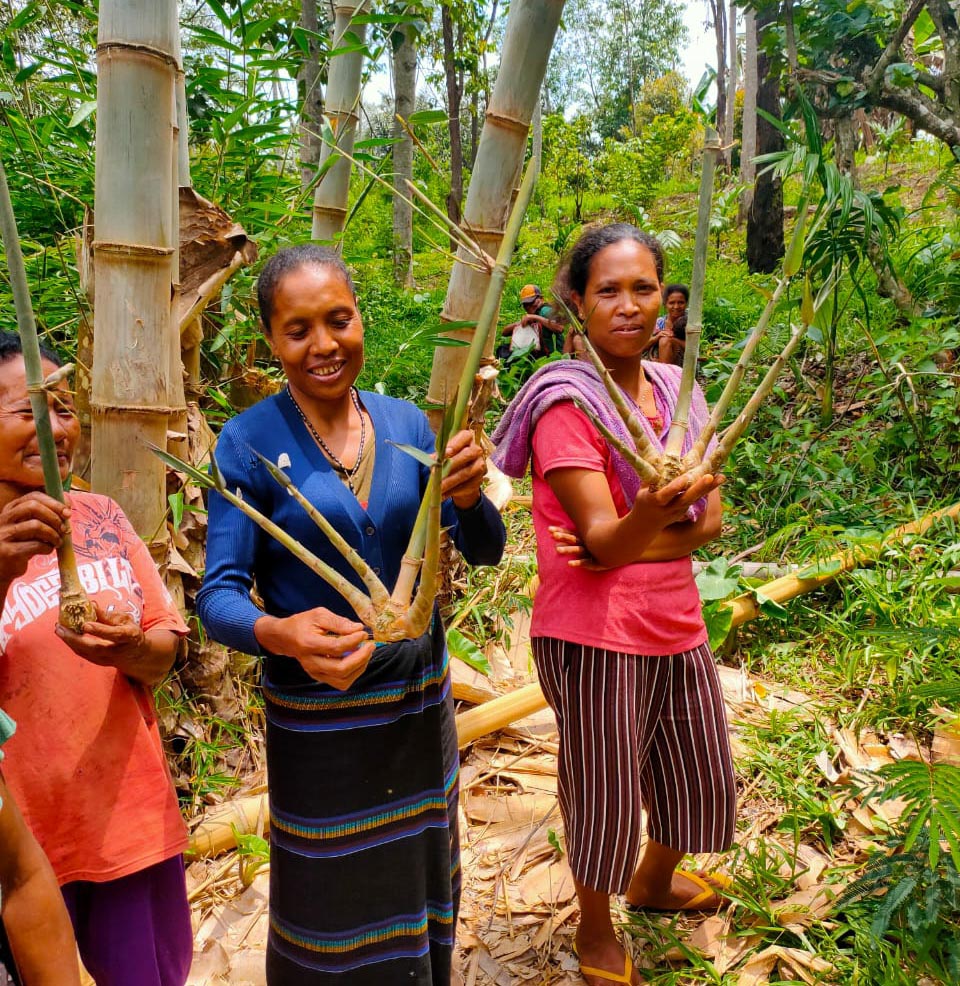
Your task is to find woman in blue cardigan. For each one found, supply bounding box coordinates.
[197,245,506,986]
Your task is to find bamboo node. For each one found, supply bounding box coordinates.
[483,110,530,136]
[96,41,179,70]
[311,205,349,221]
[92,241,175,259]
[90,402,181,416]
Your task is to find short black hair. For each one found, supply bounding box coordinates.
[664,283,689,303]
[553,223,665,318]
[0,331,62,368]
[256,244,356,332]
[671,313,688,341]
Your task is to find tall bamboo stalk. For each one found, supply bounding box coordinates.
[311,0,369,243]
[169,17,188,445]
[92,0,178,544]
[0,157,94,630]
[391,21,417,287]
[426,0,565,421]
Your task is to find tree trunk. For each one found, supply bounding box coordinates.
[312,1,368,243]
[441,3,463,249]
[426,0,565,420]
[470,90,480,167]
[392,22,417,288]
[299,0,325,190]
[92,0,178,544]
[746,4,783,274]
[723,0,738,168]
[738,7,757,223]
[710,0,727,133]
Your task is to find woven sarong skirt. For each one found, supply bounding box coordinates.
[262,619,459,985]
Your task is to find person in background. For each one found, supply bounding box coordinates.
[648,283,688,365]
[0,332,192,986]
[499,284,566,359]
[0,708,80,986]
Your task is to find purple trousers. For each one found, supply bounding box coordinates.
[61,855,192,986]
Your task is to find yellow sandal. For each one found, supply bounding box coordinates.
[580,952,635,984]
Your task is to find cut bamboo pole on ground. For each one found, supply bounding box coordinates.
[188,794,268,858]
[455,500,960,748]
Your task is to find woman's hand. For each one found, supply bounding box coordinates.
[546,466,723,569]
[255,608,377,691]
[441,429,486,510]
[54,604,180,687]
[549,526,610,571]
[0,493,70,585]
[629,472,722,531]
[56,603,145,666]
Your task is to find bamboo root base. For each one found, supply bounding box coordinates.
[59,595,95,632]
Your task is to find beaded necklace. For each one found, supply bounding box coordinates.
[286,385,367,495]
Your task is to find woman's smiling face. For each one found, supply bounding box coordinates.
[0,356,78,494]
[263,262,365,407]
[572,239,663,364]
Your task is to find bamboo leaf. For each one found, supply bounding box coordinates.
[354,137,400,149]
[168,492,185,531]
[387,442,436,469]
[796,558,844,579]
[149,443,218,490]
[68,100,96,128]
[407,109,448,126]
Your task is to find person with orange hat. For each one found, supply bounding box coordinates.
[498,284,566,362]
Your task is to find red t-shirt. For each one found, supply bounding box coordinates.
[0,492,189,885]
[530,402,707,656]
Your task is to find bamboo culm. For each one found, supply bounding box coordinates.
[0,154,94,630]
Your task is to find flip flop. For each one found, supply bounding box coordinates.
[579,952,635,984]
[622,869,732,913]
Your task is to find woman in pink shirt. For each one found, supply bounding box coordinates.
[493,224,737,986]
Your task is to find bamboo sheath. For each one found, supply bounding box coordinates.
[426,0,565,417]
[92,0,179,540]
[189,502,960,857]
[454,500,960,748]
[312,1,369,242]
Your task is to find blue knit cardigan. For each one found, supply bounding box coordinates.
[197,390,506,656]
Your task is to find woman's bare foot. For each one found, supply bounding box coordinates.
[575,933,642,985]
[623,869,726,911]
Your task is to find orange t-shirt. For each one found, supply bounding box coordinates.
[0,492,189,885]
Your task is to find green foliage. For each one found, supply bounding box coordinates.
[837,771,960,980]
[543,0,687,140]
[541,114,597,222]
[598,111,701,209]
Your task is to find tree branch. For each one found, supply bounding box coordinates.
[877,88,960,148]
[863,0,927,95]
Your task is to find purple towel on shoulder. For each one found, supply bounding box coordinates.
[490,358,714,518]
